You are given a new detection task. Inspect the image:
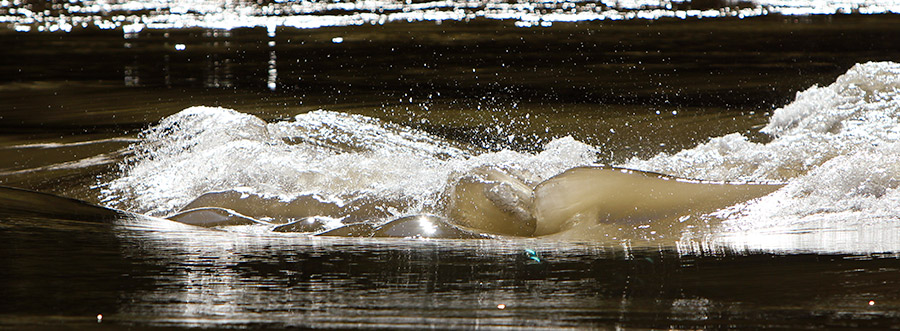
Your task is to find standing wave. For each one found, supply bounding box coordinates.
[626,61,900,229]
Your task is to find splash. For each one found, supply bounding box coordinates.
[100,61,900,245]
[99,107,597,218]
[625,61,900,231]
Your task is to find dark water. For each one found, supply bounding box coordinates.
[3,8,900,329]
[4,209,900,329]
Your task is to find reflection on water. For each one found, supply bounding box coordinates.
[268,45,277,91]
[3,0,900,34]
[3,212,900,329]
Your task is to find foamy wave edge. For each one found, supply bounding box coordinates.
[627,61,900,229]
[100,61,900,234]
[98,107,598,217]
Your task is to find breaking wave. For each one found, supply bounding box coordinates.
[100,61,900,241]
[626,61,900,232]
[99,108,597,218]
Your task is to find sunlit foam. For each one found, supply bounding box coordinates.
[630,61,900,250]
[96,61,900,252]
[99,107,596,216]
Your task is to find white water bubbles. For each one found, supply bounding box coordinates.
[626,61,900,182]
[100,106,597,218]
[626,61,900,234]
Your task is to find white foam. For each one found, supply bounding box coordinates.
[625,61,900,233]
[100,107,596,216]
[103,62,900,246]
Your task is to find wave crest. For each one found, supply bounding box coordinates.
[627,61,900,229]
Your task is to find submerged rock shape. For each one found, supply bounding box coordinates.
[180,190,410,224]
[156,164,785,242]
[317,221,380,237]
[531,166,785,237]
[167,207,264,227]
[447,167,536,236]
[372,215,493,239]
[272,217,334,233]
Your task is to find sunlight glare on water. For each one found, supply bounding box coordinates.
[3,0,900,34]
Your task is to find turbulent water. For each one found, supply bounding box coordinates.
[98,108,590,216]
[3,4,900,328]
[630,61,900,251]
[83,61,900,251]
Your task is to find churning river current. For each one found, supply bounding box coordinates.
[3,1,900,328]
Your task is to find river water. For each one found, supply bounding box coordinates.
[2,0,900,328]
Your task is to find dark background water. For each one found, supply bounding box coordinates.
[4,212,900,329]
[3,11,900,329]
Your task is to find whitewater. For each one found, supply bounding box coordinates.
[98,61,900,244]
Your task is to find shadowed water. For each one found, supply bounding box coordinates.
[3,191,900,329]
[3,3,900,328]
